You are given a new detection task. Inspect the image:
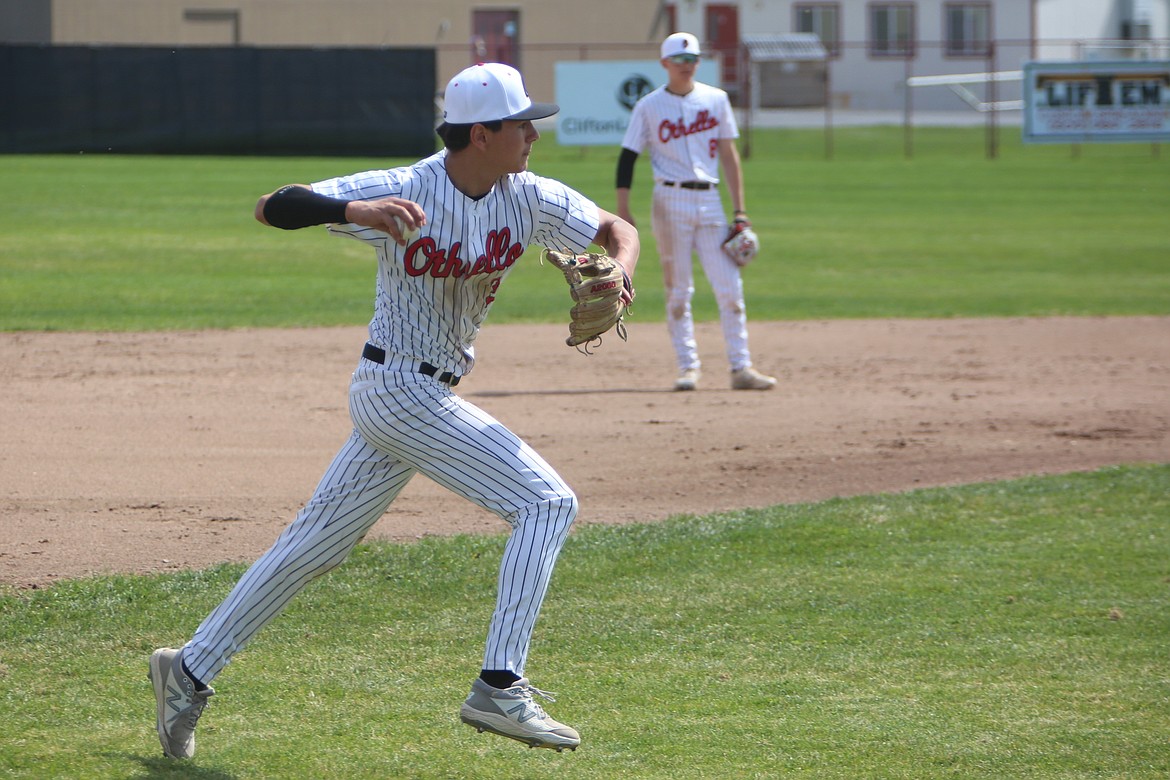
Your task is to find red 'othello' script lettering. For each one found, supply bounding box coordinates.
[405,239,466,278]
[658,110,719,143]
[402,228,525,281]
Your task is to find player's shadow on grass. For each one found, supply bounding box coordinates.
[118,752,239,779]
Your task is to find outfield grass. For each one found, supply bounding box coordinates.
[1,466,1167,778]
[0,127,1167,331]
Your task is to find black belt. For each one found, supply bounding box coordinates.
[362,343,460,386]
[663,180,713,190]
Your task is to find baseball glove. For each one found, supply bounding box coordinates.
[722,215,760,267]
[542,249,634,349]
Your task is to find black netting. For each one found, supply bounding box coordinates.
[1,45,436,155]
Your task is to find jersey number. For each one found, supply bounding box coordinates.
[485,277,502,304]
[709,139,719,159]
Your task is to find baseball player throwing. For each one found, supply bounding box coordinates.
[150,62,638,758]
[616,32,775,392]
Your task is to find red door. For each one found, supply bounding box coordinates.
[705,4,740,101]
[471,10,521,68]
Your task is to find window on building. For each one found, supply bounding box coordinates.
[945,2,991,57]
[869,3,915,58]
[795,3,840,57]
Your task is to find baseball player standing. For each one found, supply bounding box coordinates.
[616,32,775,392]
[149,62,638,758]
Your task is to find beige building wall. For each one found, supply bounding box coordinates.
[4,1,1167,113]
[0,0,670,103]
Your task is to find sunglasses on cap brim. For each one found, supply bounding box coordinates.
[668,54,699,64]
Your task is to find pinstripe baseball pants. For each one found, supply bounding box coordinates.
[183,361,577,683]
[652,184,752,373]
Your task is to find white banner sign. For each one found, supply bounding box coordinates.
[554,60,721,146]
[1023,60,1170,143]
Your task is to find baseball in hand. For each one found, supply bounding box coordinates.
[394,216,420,243]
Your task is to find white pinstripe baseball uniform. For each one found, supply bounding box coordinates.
[182,148,600,685]
[621,81,753,373]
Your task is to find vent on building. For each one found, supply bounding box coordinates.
[1122,0,1153,40]
[1121,21,1152,40]
[743,34,829,109]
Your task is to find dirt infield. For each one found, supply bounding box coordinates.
[2,317,1167,589]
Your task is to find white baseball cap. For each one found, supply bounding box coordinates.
[661,32,702,59]
[442,62,558,125]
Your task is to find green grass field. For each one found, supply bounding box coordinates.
[2,467,1168,779]
[0,127,1167,331]
[1,129,1168,777]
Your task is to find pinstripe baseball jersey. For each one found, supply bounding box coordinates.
[314,149,600,377]
[620,82,739,185]
[180,150,603,688]
[162,62,622,755]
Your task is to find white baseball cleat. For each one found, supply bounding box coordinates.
[459,678,581,751]
[731,366,777,391]
[674,368,701,391]
[149,647,214,759]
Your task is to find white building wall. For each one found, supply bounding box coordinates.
[668,0,1167,111]
[1035,0,1170,60]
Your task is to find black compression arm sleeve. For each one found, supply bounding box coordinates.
[262,185,350,230]
[615,148,639,189]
